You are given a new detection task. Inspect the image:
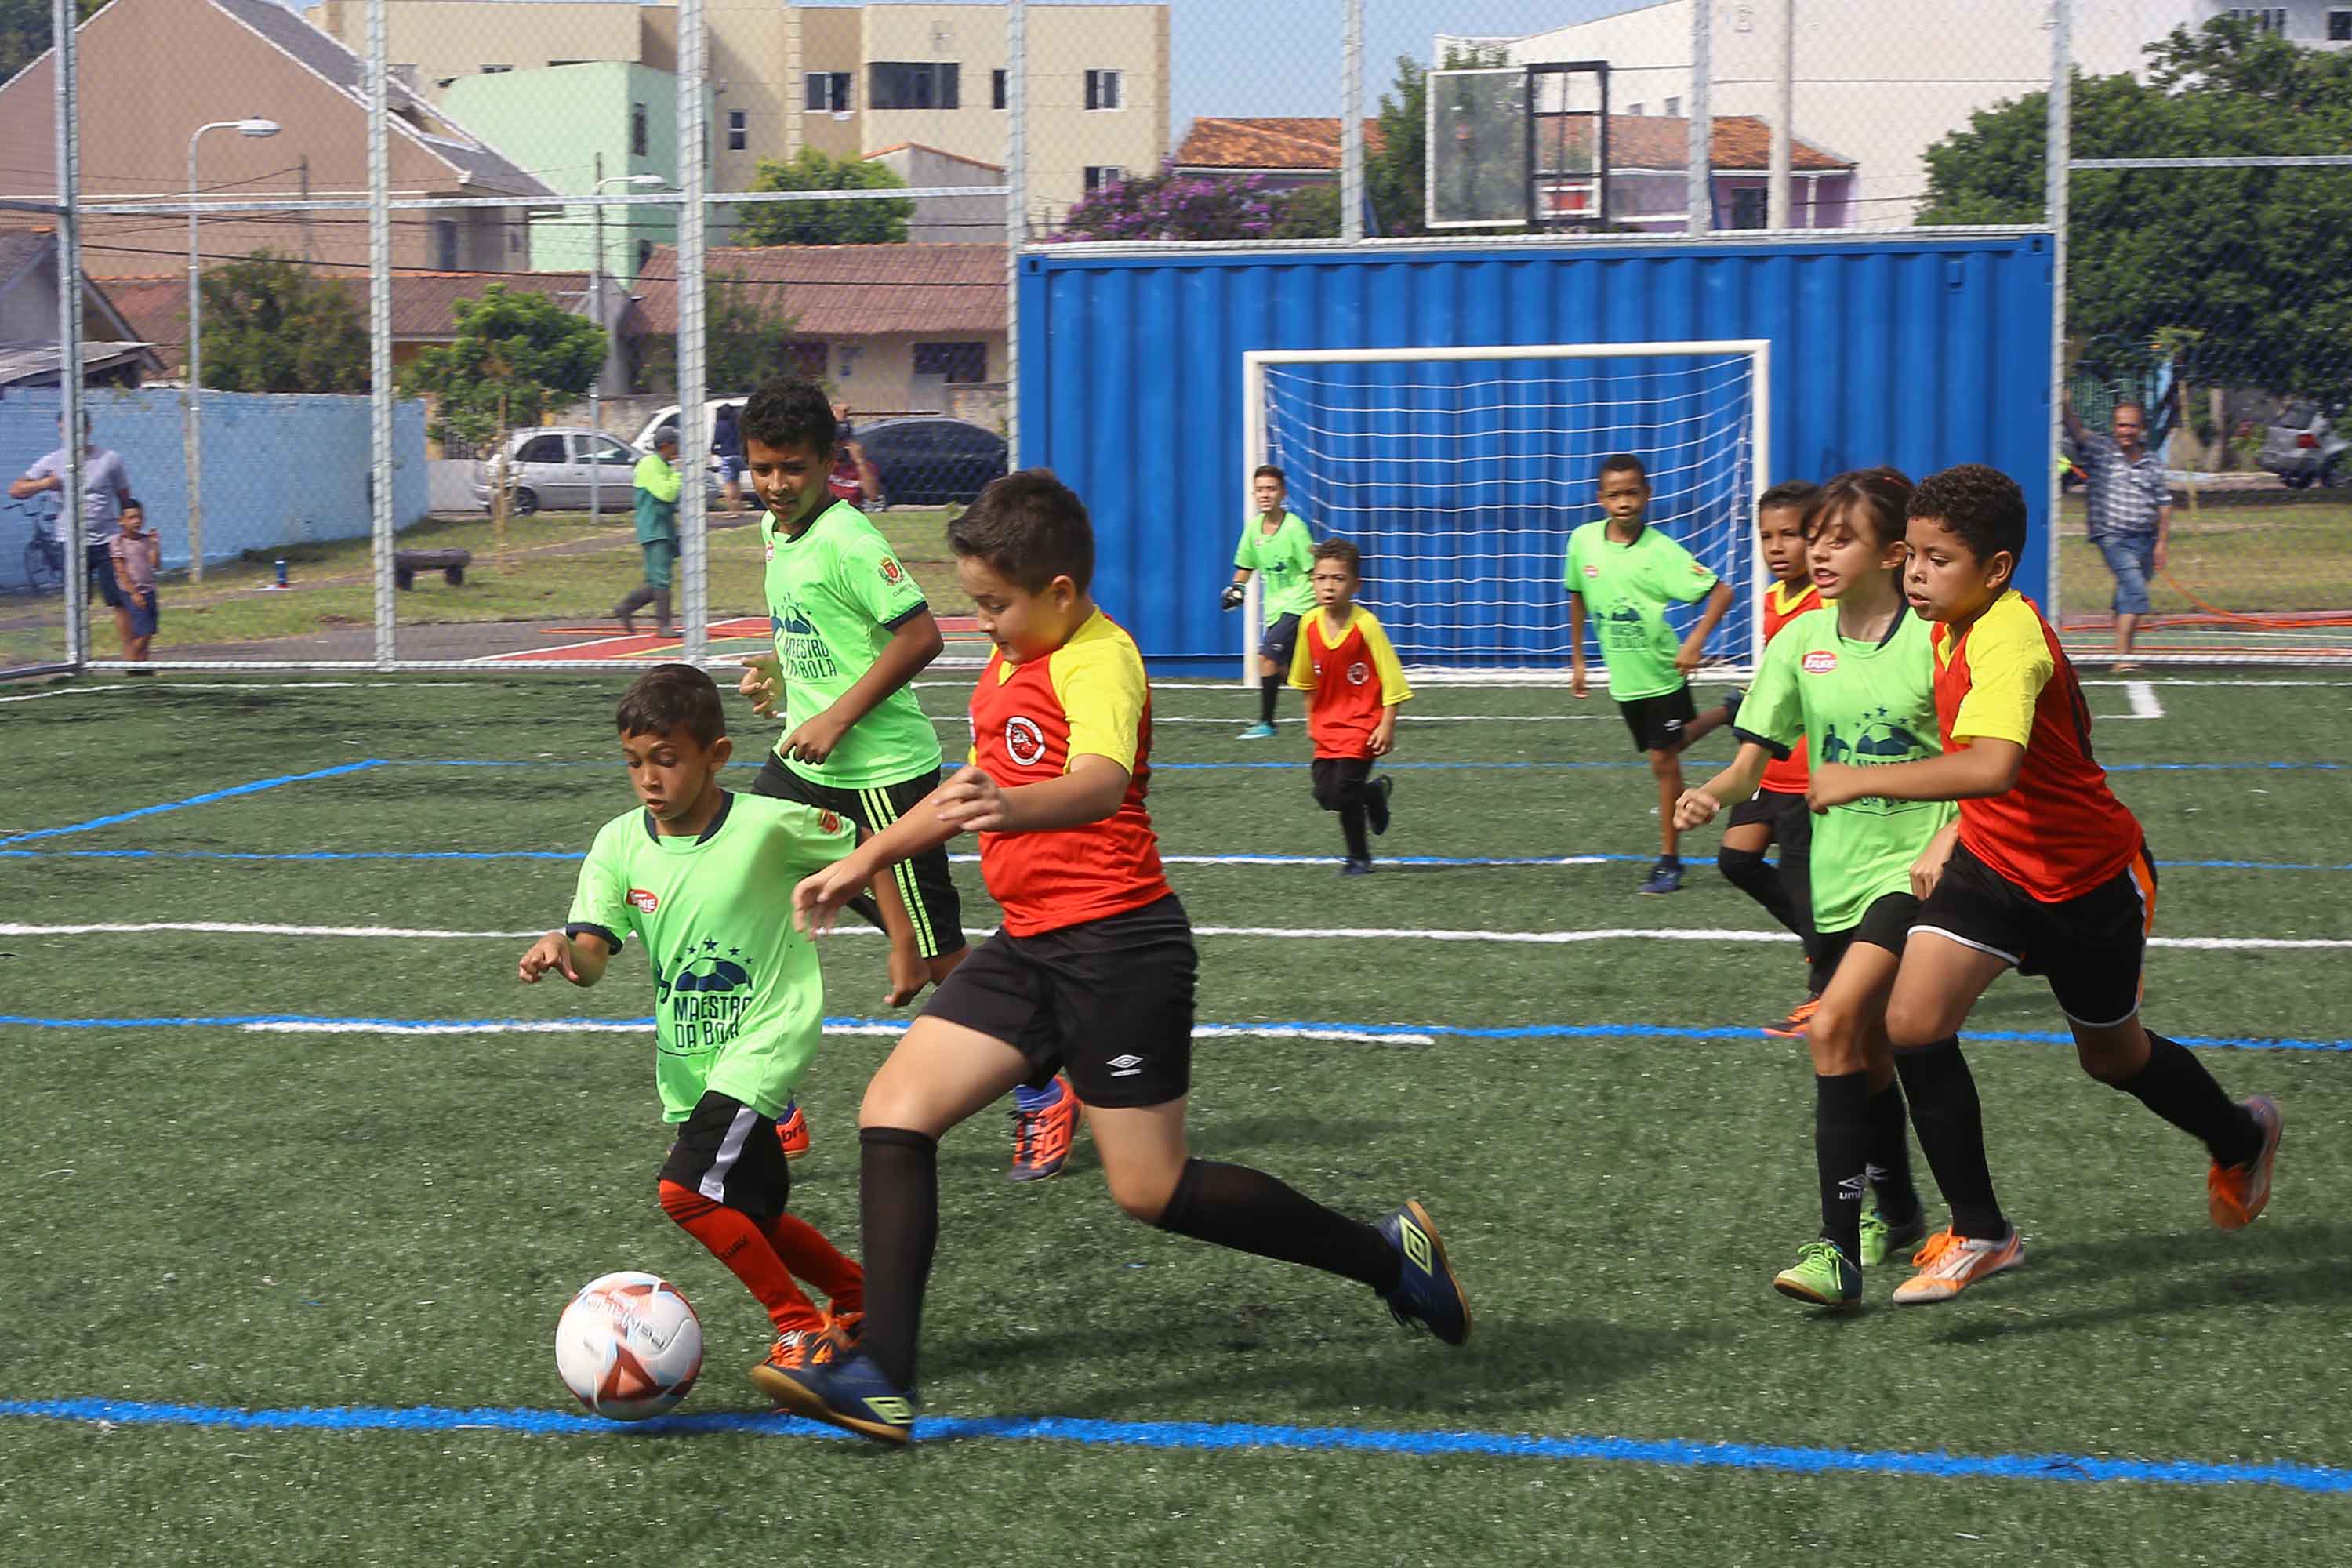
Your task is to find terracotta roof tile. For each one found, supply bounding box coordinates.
[1174,118,1387,172]
[1176,113,1849,173]
[627,244,1006,338]
[104,268,590,365]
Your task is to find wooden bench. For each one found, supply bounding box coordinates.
[394,548,472,590]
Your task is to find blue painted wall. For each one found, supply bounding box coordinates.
[1019,235,2054,666]
[0,387,430,572]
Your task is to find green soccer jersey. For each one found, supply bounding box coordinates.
[567,792,855,1123]
[1564,519,1721,700]
[1234,510,1316,622]
[1737,605,1956,933]
[761,499,944,790]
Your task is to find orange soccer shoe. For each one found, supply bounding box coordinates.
[1889,1227,2024,1305]
[2207,1095,2283,1231]
[775,1103,811,1162]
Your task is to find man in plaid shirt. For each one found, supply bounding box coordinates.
[2065,401,2172,670]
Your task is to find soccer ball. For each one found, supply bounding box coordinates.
[555,1271,704,1421]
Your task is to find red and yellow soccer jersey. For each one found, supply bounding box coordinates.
[1932,590,2143,902]
[1757,580,1823,794]
[967,610,1171,936]
[1287,605,1414,760]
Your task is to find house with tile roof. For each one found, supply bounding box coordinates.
[0,0,559,279]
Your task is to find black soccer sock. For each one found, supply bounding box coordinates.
[1864,1076,1921,1223]
[1893,1038,2008,1240]
[2113,1032,2264,1168]
[1153,1158,1400,1292]
[1259,673,1279,725]
[1339,804,1370,861]
[1777,834,1820,967]
[857,1127,941,1392]
[1814,1071,1871,1265]
[1719,846,1809,943]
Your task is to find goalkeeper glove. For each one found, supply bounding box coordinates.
[1220,584,1247,612]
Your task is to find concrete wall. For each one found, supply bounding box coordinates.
[0,387,430,570]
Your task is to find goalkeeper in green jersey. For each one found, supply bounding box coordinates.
[1223,464,1316,739]
[517,663,867,1396]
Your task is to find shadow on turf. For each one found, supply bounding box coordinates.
[1927,1219,2342,1346]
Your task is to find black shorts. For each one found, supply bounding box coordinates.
[85,543,125,608]
[1912,839,2156,1028]
[1617,687,1696,753]
[920,893,1195,1109]
[754,755,966,960]
[1726,785,1809,842]
[1310,755,1374,811]
[1258,612,1301,667]
[1812,891,1919,989]
[659,1090,791,1220]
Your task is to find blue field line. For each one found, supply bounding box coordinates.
[2,1013,2347,1054]
[0,760,388,848]
[9,845,2352,874]
[0,1396,2344,1493]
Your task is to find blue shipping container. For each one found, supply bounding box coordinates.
[1019,234,2053,667]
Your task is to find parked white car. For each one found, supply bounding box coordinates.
[473,428,720,515]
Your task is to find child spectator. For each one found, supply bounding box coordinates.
[1287,538,1411,873]
[108,499,160,667]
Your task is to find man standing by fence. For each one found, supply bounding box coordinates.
[615,428,682,640]
[2065,401,2172,670]
[12,412,135,655]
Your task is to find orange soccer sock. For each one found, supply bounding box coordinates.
[760,1210,864,1316]
[657,1179,826,1334]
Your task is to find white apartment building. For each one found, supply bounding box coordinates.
[1443,2,2346,228]
[312,2,1167,230]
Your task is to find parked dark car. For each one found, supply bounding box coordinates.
[852,416,1008,507]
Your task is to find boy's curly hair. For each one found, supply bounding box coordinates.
[1908,464,2027,566]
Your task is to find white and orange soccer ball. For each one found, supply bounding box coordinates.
[555,1271,704,1421]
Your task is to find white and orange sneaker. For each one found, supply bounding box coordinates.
[1889,1227,2024,1305]
[2208,1094,2283,1231]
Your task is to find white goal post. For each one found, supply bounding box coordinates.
[1242,339,1772,684]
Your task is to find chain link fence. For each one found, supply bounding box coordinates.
[2,2,2346,674]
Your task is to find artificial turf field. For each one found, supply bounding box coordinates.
[1,670,2348,1566]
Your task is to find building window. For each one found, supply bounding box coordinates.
[993,67,1007,109]
[913,342,987,383]
[637,238,655,272]
[631,102,648,157]
[727,109,747,151]
[549,60,587,67]
[2227,7,2287,32]
[1664,95,1682,117]
[1628,102,1645,116]
[2332,8,2352,41]
[1730,187,1767,230]
[869,61,958,111]
[806,71,852,111]
[434,219,459,270]
[1083,165,1125,194]
[786,339,827,378]
[1084,68,1123,111]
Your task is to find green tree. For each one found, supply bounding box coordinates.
[197,251,368,394]
[397,282,604,449]
[734,149,912,246]
[1364,45,1509,238]
[633,269,810,394]
[0,0,108,86]
[1922,20,2352,407]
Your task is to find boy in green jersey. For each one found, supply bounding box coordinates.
[735,381,1071,1178]
[518,664,866,1396]
[1567,454,1739,894]
[615,430,681,637]
[1677,469,1944,1308]
[1222,464,1316,739]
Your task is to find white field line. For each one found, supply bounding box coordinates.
[0,681,489,705]
[2095,681,2165,721]
[3,920,2341,952]
[228,1018,1436,1044]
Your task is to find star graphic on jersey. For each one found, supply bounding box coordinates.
[702,936,719,952]
[728,946,742,957]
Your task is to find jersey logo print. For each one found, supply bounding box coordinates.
[1108,1053,1145,1077]
[667,935,756,1054]
[628,888,659,913]
[879,557,903,585]
[772,597,838,683]
[1004,715,1047,767]
[1347,660,1371,686]
[1582,563,1600,579]
[817,811,841,835]
[1802,650,1838,674]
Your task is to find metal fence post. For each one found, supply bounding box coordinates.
[1006,0,1025,467]
[678,0,709,661]
[2046,0,2071,631]
[52,0,83,671]
[368,0,394,670]
[1341,0,1364,245]
[1686,0,1711,236]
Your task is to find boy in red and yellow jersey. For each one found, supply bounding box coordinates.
[1288,539,1412,874]
[1809,464,2281,1307]
[764,470,1472,1444]
[1719,481,1824,1036]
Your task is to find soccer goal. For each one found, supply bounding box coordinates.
[1243,340,1771,681]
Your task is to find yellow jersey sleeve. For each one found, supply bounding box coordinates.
[1949,592,2052,748]
[1287,616,1318,691]
[1049,615,1145,772]
[1358,611,1414,706]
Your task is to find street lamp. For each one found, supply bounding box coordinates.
[588,168,667,527]
[187,117,280,586]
